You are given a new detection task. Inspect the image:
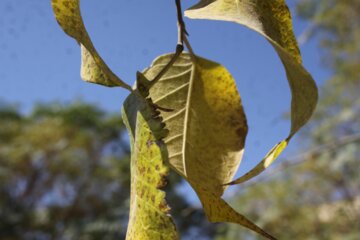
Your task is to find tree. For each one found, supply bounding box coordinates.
[48,0,317,239]
[0,102,216,240]
[215,0,360,239]
[0,103,131,239]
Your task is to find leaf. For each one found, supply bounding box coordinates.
[51,0,132,90]
[144,53,247,194]
[122,91,178,240]
[185,0,318,184]
[143,53,276,239]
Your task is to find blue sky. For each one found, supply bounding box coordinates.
[0,1,330,200]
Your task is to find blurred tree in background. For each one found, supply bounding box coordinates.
[0,103,215,240]
[0,103,131,239]
[215,0,360,239]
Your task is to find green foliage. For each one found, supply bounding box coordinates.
[0,103,130,239]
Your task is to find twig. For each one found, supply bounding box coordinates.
[175,0,188,44]
[150,0,188,87]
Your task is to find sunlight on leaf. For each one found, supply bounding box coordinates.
[51,0,132,90]
[185,0,318,185]
[122,91,179,240]
[143,53,275,239]
[144,53,247,195]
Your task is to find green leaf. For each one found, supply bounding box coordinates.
[51,0,132,90]
[185,0,318,184]
[143,53,275,239]
[122,91,178,240]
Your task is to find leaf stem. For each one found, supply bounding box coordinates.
[184,35,196,61]
[151,45,183,86]
[176,0,188,45]
[150,0,188,87]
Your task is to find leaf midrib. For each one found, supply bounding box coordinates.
[181,63,197,176]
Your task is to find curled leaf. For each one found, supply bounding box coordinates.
[52,0,132,90]
[122,91,178,240]
[185,0,318,184]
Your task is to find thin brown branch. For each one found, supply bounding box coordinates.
[176,0,188,45]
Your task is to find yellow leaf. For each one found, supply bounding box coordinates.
[144,53,275,239]
[51,0,132,90]
[145,53,247,194]
[185,0,318,184]
[122,92,179,240]
[198,190,276,240]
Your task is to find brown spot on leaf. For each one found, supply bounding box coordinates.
[146,140,153,148]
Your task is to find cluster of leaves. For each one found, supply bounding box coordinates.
[51,0,318,239]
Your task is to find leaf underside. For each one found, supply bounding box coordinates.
[122,92,179,240]
[143,53,275,239]
[185,0,318,185]
[51,0,132,90]
[144,53,247,195]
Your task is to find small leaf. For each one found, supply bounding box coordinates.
[144,53,275,239]
[51,0,132,90]
[185,0,318,184]
[122,91,178,240]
